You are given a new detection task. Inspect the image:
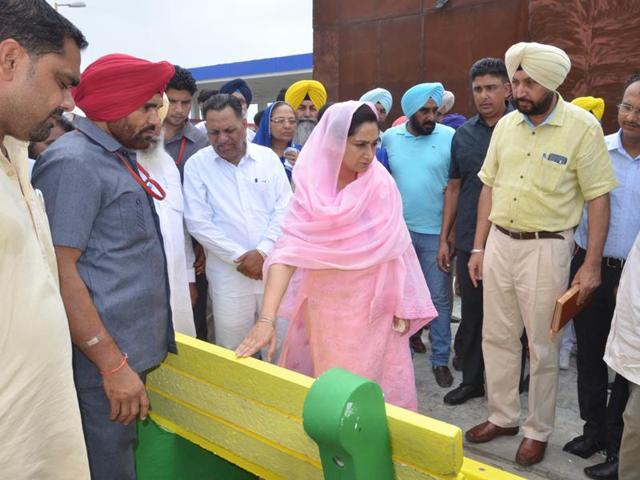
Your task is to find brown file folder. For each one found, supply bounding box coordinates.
[549,285,593,341]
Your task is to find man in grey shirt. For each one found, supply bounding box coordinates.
[437,58,512,406]
[163,65,209,178]
[32,53,176,480]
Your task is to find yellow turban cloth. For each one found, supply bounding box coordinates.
[505,42,571,91]
[571,96,605,121]
[285,80,328,110]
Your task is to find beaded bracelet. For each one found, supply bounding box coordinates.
[100,353,128,376]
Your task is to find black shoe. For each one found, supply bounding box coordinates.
[410,334,427,353]
[433,365,454,388]
[444,384,485,405]
[563,435,605,459]
[452,355,463,371]
[584,455,619,480]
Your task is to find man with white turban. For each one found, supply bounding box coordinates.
[436,90,455,121]
[381,82,456,388]
[360,87,393,126]
[465,42,617,467]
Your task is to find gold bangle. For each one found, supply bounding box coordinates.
[257,316,275,328]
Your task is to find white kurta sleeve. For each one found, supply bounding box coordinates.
[183,221,196,282]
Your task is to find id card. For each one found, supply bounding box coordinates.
[543,153,568,165]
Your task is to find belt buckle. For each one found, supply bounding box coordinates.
[606,257,622,269]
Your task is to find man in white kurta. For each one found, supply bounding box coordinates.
[0,2,89,477]
[604,231,640,479]
[183,94,292,349]
[1,135,89,479]
[137,132,196,336]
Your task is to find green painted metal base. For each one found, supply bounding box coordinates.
[135,418,256,480]
[303,368,395,480]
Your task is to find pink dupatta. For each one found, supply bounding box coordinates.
[267,101,436,408]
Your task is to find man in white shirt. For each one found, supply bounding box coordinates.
[604,231,640,479]
[183,94,292,351]
[137,126,196,337]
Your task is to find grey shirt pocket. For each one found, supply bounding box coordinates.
[119,191,148,241]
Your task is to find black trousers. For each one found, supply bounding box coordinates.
[193,272,209,341]
[571,247,629,454]
[456,250,485,387]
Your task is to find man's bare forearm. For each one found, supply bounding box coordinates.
[440,179,461,242]
[55,246,123,372]
[472,185,493,249]
[583,194,610,266]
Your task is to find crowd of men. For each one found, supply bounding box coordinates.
[2,1,640,479]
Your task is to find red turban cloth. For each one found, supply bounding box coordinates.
[73,53,175,122]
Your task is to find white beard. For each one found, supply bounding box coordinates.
[136,130,175,179]
[293,119,317,145]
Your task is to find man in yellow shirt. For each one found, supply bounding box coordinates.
[465,42,617,467]
[0,1,90,478]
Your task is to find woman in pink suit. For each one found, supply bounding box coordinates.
[236,101,436,409]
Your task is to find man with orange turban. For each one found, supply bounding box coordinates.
[285,79,328,144]
[33,53,176,480]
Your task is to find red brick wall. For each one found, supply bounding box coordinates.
[313,0,640,133]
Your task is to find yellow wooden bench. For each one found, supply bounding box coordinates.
[142,333,524,480]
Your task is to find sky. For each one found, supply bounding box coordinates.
[56,0,313,69]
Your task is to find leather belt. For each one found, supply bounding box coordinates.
[576,246,626,269]
[495,224,564,240]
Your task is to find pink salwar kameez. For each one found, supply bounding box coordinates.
[267,101,436,410]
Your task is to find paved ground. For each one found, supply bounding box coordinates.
[413,298,608,480]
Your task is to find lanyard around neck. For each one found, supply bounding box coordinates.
[115,151,166,201]
[175,136,188,166]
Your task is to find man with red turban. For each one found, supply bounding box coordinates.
[32,53,176,480]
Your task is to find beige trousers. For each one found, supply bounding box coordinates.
[620,382,640,479]
[482,225,573,441]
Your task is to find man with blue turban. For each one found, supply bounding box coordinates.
[360,87,393,126]
[220,78,255,141]
[381,82,456,387]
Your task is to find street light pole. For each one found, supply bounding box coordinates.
[54,2,87,11]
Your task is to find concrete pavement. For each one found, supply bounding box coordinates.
[413,308,609,479]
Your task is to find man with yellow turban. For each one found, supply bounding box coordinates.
[571,96,605,122]
[465,42,618,467]
[285,79,327,144]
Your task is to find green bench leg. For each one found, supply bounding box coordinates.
[135,418,257,480]
[303,368,395,480]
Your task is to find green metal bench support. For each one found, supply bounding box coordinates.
[303,368,395,480]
